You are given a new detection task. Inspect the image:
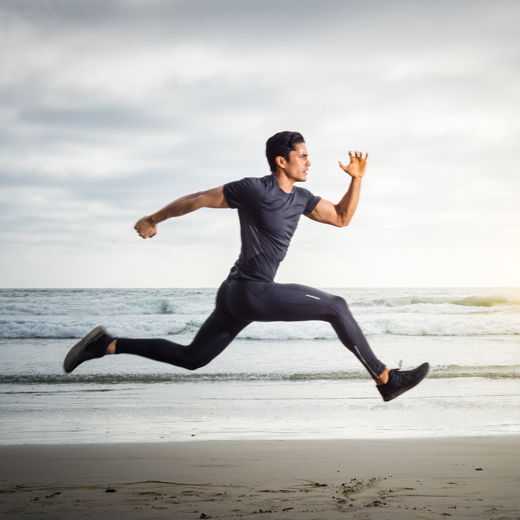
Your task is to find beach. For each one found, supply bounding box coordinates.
[1,436,519,519]
[1,287,519,517]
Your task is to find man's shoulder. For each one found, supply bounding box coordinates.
[226,175,272,193]
[223,175,271,209]
[294,184,321,215]
[240,175,272,185]
[227,174,270,185]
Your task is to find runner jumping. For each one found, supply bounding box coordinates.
[63,131,429,402]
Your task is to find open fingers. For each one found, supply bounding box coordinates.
[348,151,368,160]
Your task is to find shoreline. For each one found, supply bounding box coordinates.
[1,435,518,518]
[1,430,520,447]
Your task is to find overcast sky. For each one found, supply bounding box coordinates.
[1,0,519,288]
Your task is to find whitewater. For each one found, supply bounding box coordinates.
[1,287,519,444]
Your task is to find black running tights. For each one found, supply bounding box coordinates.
[116,278,386,379]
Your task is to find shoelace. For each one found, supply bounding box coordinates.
[390,368,421,386]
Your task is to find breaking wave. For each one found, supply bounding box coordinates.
[0,300,212,317]
[355,294,512,309]
[0,319,189,339]
[1,288,519,338]
[0,292,514,317]
[2,311,520,339]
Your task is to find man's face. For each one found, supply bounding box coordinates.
[281,142,311,182]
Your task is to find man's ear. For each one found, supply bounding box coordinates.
[275,156,286,170]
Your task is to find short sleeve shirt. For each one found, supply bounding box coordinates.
[223,175,321,281]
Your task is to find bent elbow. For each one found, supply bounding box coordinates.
[332,206,352,227]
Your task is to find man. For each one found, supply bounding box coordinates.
[64,131,428,402]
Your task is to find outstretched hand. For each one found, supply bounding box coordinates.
[338,151,368,179]
[135,216,157,239]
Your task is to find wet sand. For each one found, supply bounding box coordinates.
[1,436,518,519]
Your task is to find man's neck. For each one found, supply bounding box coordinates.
[272,172,295,194]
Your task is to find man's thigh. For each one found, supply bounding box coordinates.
[239,281,338,322]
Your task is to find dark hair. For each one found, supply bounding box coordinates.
[265,131,305,173]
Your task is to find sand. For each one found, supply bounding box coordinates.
[1,436,519,519]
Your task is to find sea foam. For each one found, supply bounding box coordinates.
[2,312,519,339]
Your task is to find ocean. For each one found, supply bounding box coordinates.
[1,287,519,444]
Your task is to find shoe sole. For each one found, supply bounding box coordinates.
[383,362,430,402]
[63,326,106,373]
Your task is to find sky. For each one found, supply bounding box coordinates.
[1,0,519,288]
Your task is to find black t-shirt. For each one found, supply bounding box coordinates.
[223,175,321,281]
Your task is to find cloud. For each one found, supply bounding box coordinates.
[1,0,519,287]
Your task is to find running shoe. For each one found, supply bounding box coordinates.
[377,362,429,402]
[63,326,110,373]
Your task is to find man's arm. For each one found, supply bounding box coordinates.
[135,186,229,239]
[307,151,367,228]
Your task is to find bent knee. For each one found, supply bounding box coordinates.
[331,295,348,312]
[326,295,352,322]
